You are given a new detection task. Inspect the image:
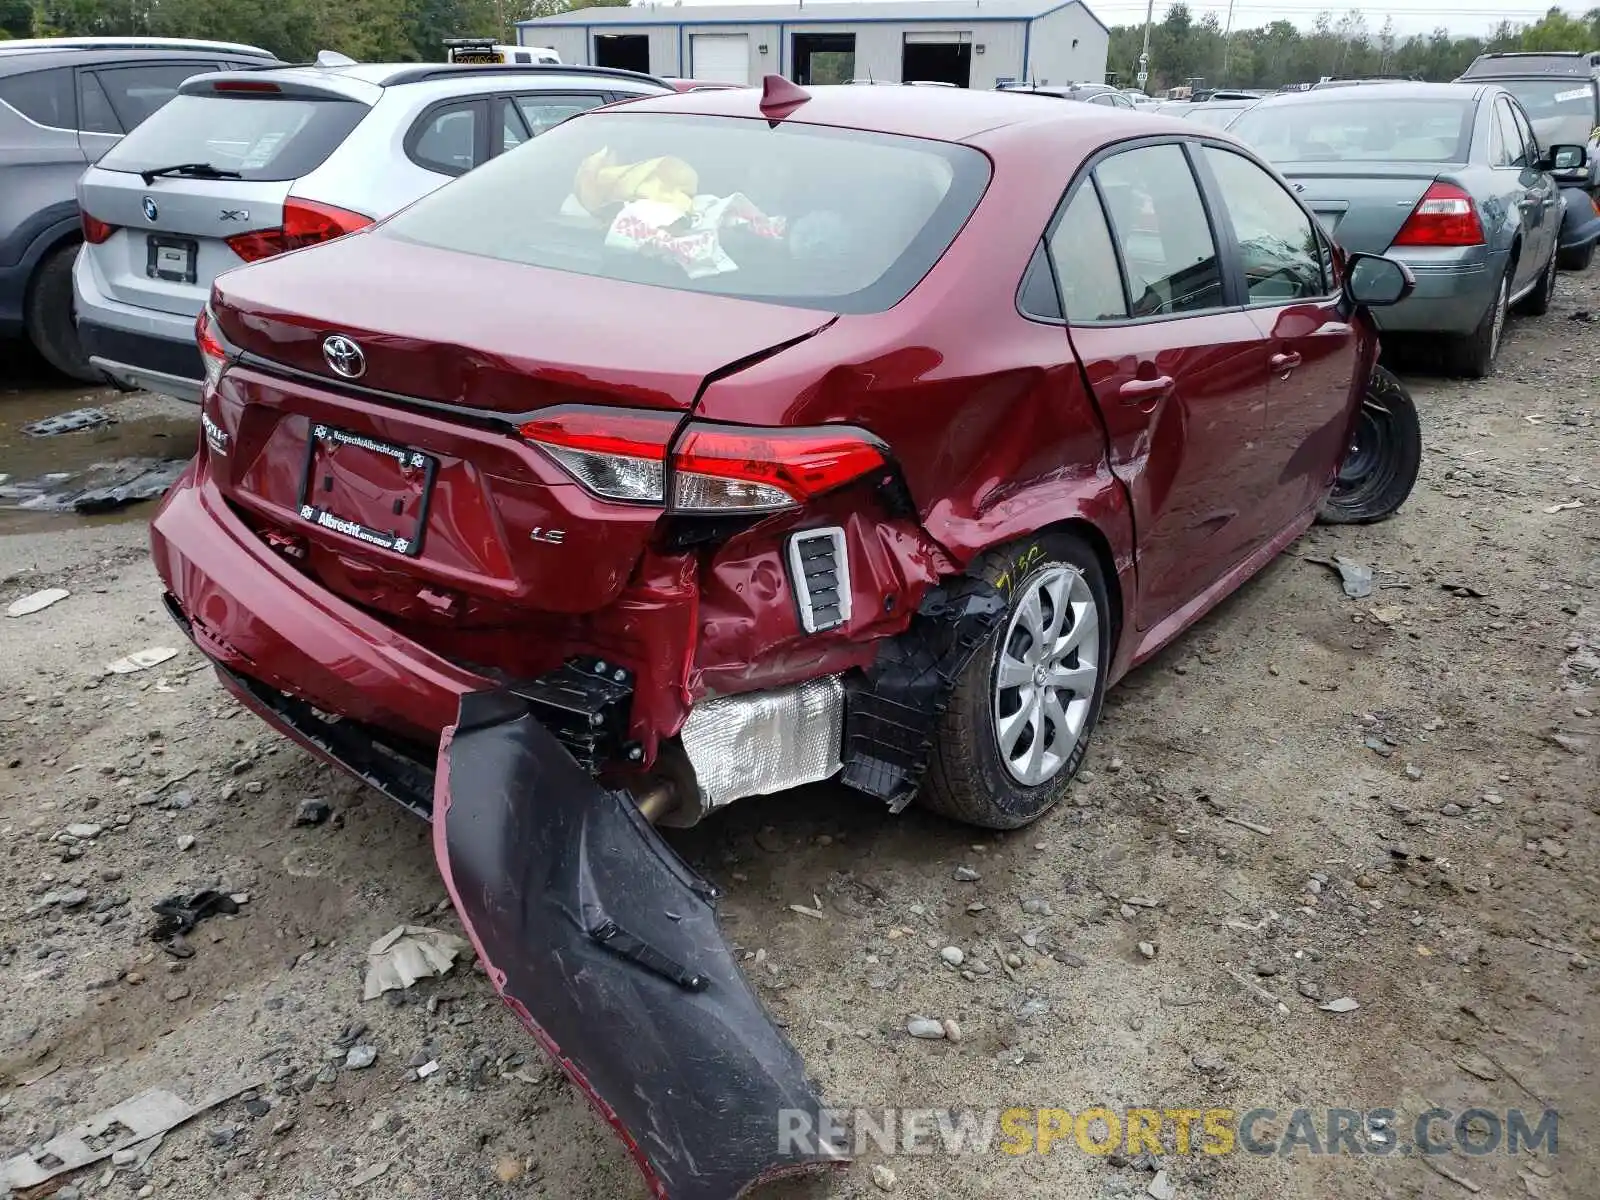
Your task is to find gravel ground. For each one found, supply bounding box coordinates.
[2,272,1597,1200]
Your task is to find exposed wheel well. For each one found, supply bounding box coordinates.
[1034,518,1125,659]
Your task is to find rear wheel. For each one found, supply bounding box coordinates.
[1515,245,1557,316]
[1449,268,1507,379]
[1558,240,1595,272]
[920,531,1111,829]
[25,242,99,383]
[1316,365,1420,525]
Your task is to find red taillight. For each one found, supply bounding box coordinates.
[519,408,888,513]
[225,198,373,263]
[672,425,887,513]
[195,308,227,393]
[81,213,116,244]
[1392,182,1484,247]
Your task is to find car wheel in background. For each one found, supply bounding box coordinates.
[1450,268,1507,379]
[921,531,1112,830]
[1316,365,1421,526]
[1556,240,1595,272]
[25,243,100,383]
[1515,246,1558,317]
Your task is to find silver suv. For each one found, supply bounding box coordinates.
[74,59,670,401]
[0,39,278,380]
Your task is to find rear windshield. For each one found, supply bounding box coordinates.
[97,93,369,182]
[1230,98,1475,163]
[380,111,991,314]
[1496,79,1599,147]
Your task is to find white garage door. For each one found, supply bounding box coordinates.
[691,34,749,85]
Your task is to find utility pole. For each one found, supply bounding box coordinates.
[1136,0,1154,91]
[1220,0,1236,80]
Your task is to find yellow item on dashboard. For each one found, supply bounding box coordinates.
[575,149,698,218]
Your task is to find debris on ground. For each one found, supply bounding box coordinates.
[1543,500,1583,514]
[6,588,69,617]
[106,646,180,674]
[363,925,472,1000]
[295,798,333,826]
[0,1083,251,1189]
[21,407,115,437]
[1319,997,1361,1014]
[1305,555,1373,598]
[150,889,241,955]
[0,457,188,513]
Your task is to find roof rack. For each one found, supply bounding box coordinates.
[376,62,665,87]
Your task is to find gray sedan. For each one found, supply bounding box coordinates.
[1228,82,1585,376]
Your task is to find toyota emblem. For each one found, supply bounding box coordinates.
[141,196,159,222]
[322,335,365,380]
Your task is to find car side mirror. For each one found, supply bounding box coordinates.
[1345,253,1415,308]
[1538,143,1588,172]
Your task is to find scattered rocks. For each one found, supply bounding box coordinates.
[872,1164,897,1192]
[165,983,191,1002]
[494,1157,525,1184]
[1137,941,1157,960]
[953,866,981,882]
[941,1018,963,1042]
[1440,803,1465,817]
[295,798,332,826]
[1319,997,1360,1014]
[345,1044,377,1070]
[176,834,196,851]
[1147,1169,1177,1200]
[63,822,103,840]
[907,1017,946,1040]
[939,946,964,967]
[1404,763,1423,781]
[1021,898,1053,916]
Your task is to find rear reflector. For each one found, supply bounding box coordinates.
[195,308,227,393]
[225,198,373,263]
[519,408,888,513]
[1392,181,1485,247]
[81,213,116,244]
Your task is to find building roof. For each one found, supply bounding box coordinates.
[519,0,1102,30]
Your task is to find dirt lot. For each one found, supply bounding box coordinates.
[2,276,1597,1200]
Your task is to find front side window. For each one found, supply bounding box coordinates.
[1493,100,1528,168]
[1203,146,1327,303]
[383,112,990,314]
[1508,101,1540,165]
[1047,183,1128,321]
[1094,143,1224,317]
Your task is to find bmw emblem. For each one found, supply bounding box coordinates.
[322,334,366,380]
[141,196,159,222]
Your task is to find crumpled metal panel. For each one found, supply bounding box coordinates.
[680,676,845,809]
[433,691,843,1200]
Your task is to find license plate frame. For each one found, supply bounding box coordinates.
[145,235,198,284]
[296,424,437,558]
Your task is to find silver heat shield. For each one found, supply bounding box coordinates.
[679,676,846,811]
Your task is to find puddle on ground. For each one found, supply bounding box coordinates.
[0,376,196,535]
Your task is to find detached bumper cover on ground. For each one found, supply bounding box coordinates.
[433,690,842,1200]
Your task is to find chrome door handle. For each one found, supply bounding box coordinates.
[1118,375,1174,405]
[1269,351,1302,372]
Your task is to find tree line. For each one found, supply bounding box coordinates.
[2,0,1598,87]
[1108,4,1600,92]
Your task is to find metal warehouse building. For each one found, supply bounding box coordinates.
[516,0,1109,92]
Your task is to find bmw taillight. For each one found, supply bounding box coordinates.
[195,308,227,393]
[225,198,373,263]
[520,407,889,514]
[1391,182,1485,247]
[81,213,116,244]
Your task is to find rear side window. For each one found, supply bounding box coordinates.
[97,93,370,181]
[94,64,219,131]
[1095,144,1224,317]
[0,67,75,128]
[77,72,121,135]
[409,100,482,175]
[1048,183,1128,321]
[382,111,990,314]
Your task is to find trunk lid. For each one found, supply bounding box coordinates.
[1277,163,1445,254]
[205,233,835,620]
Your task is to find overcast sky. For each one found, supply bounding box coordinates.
[654,0,1590,37]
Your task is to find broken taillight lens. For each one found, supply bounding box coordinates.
[225,198,373,263]
[195,308,227,393]
[520,408,888,513]
[1392,182,1484,247]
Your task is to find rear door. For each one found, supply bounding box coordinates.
[1053,140,1277,630]
[1197,143,1359,521]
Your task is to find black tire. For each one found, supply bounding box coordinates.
[1515,246,1557,316]
[1316,365,1421,525]
[25,242,100,383]
[1558,240,1595,272]
[920,531,1112,830]
[1448,267,1507,379]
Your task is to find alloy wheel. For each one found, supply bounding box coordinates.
[992,565,1100,786]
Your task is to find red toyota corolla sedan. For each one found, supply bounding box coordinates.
[151,79,1420,1199]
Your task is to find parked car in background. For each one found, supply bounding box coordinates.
[74,61,670,401]
[661,77,742,91]
[1229,82,1587,376]
[443,38,560,65]
[153,85,1422,1197]
[1174,96,1259,129]
[1000,82,1137,107]
[1456,50,1600,269]
[0,39,279,380]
